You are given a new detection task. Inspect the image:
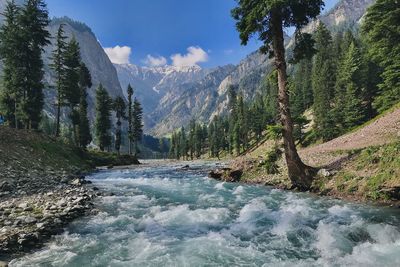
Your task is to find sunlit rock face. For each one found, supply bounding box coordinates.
[43,17,125,121]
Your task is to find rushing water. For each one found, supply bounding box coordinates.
[10,162,400,267]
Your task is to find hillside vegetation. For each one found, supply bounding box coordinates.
[236,105,400,203]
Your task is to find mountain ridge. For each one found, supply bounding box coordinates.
[115,0,375,136]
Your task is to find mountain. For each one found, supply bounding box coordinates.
[42,17,125,121]
[114,64,210,115]
[114,0,375,137]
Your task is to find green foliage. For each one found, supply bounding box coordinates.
[311,23,337,141]
[86,150,139,167]
[132,97,143,156]
[78,63,92,149]
[266,124,283,141]
[127,84,134,155]
[51,17,94,35]
[0,0,50,129]
[113,96,126,154]
[362,0,400,112]
[95,84,112,151]
[50,24,67,137]
[231,0,323,56]
[259,146,282,174]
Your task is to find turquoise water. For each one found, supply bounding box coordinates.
[10,162,400,267]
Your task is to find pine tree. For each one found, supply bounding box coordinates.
[95,84,112,151]
[362,0,400,112]
[64,37,81,144]
[127,84,134,155]
[195,123,203,158]
[0,0,50,129]
[159,138,166,158]
[179,127,188,160]
[19,0,50,129]
[113,96,126,155]
[340,42,366,129]
[169,133,176,159]
[132,98,143,156]
[312,23,337,141]
[227,85,238,155]
[188,119,196,160]
[232,0,323,190]
[50,24,67,137]
[0,1,22,128]
[78,63,92,149]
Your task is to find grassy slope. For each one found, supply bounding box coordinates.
[0,126,140,181]
[0,126,91,174]
[236,105,400,203]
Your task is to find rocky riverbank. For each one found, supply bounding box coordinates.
[0,127,98,263]
[209,140,400,207]
[0,174,100,262]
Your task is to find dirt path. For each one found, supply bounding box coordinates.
[299,107,400,167]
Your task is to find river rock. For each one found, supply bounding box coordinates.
[317,168,332,177]
[208,168,243,182]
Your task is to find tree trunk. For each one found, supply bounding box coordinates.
[271,12,316,190]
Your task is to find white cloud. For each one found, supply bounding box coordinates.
[144,54,167,67]
[170,46,208,67]
[104,45,132,64]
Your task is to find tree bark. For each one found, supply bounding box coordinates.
[271,12,316,190]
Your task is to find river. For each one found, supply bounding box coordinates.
[10,161,400,266]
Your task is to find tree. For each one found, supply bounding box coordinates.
[127,84,134,155]
[95,84,112,151]
[50,24,67,137]
[232,0,323,190]
[0,0,50,129]
[78,63,92,149]
[19,0,50,129]
[340,42,366,129]
[0,1,22,128]
[159,138,167,159]
[362,0,400,112]
[113,96,126,155]
[132,98,143,156]
[312,23,337,141]
[64,37,81,144]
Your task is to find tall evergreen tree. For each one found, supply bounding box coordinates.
[340,42,367,129]
[127,84,134,155]
[50,24,67,137]
[232,0,323,190]
[132,98,143,156]
[95,84,112,151]
[113,96,126,155]
[78,63,92,149]
[0,1,22,128]
[64,37,81,143]
[19,0,50,129]
[312,23,337,141]
[362,0,400,112]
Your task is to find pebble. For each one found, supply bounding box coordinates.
[0,174,96,259]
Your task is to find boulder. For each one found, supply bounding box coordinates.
[208,168,243,182]
[317,169,332,177]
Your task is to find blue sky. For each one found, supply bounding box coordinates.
[47,0,339,68]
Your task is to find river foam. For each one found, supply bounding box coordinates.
[10,162,400,267]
